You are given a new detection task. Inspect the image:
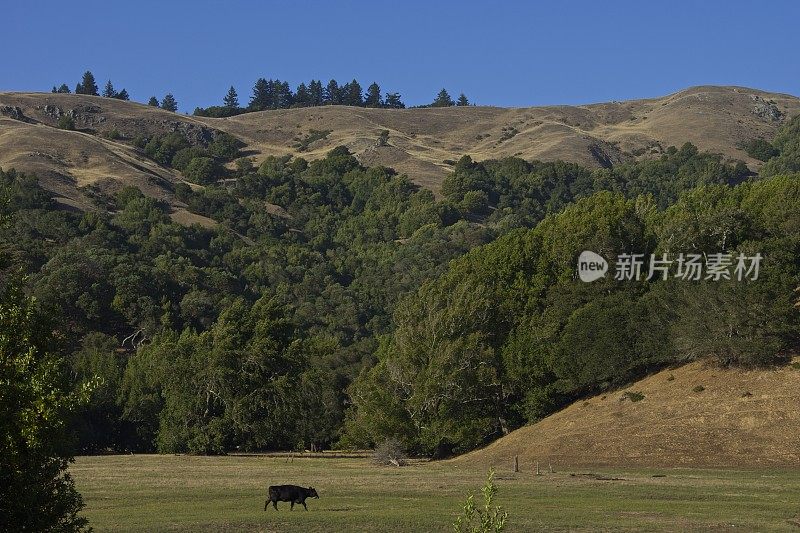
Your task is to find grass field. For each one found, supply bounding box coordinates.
[70,455,800,532]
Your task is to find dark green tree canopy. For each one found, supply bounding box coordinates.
[0,280,92,531]
[309,80,324,106]
[342,79,364,106]
[249,78,269,110]
[385,92,405,108]
[160,93,178,112]
[325,79,341,105]
[77,70,99,96]
[295,83,311,107]
[147,96,159,106]
[223,86,239,109]
[102,80,116,98]
[4,112,800,462]
[194,77,401,115]
[365,82,382,107]
[432,88,455,107]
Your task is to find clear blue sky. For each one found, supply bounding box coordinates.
[3,0,798,112]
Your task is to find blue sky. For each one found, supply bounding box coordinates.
[3,0,798,111]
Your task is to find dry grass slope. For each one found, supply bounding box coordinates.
[199,86,800,191]
[456,360,800,469]
[1,86,798,216]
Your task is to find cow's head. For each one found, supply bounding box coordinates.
[307,487,319,499]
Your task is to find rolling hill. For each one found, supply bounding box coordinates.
[1,85,799,220]
[456,359,800,469]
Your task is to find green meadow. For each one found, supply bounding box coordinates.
[71,455,800,532]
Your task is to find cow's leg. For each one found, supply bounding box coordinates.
[272,500,278,510]
[264,500,268,511]
[290,501,295,510]
[302,500,308,511]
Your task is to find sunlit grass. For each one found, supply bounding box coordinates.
[71,455,800,532]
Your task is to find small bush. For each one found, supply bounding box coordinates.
[373,438,407,466]
[207,133,243,160]
[183,157,220,184]
[666,374,675,381]
[132,134,148,149]
[499,126,518,141]
[453,469,508,533]
[790,361,800,370]
[235,157,254,174]
[171,147,208,171]
[294,129,331,152]
[57,115,75,130]
[621,391,645,402]
[692,385,705,393]
[743,138,779,162]
[377,129,389,147]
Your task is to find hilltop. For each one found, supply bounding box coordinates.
[456,359,800,469]
[1,86,799,217]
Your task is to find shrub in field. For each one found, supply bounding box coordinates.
[57,115,75,130]
[621,391,645,402]
[453,469,508,532]
[373,438,407,466]
[183,157,220,184]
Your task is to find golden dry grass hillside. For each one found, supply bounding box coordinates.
[1,85,799,211]
[456,359,800,470]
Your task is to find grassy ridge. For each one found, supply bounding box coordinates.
[71,455,800,531]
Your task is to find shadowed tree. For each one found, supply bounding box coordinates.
[365,82,382,107]
[248,78,271,111]
[275,80,294,109]
[342,79,364,106]
[77,71,99,96]
[148,96,159,107]
[456,93,470,106]
[0,279,93,531]
[160,93,178,112]
[324,79,341,105]
[102,80,116,98]
[385,92,405,109]
[309,80,324,106]
[115,88,130,101]
[432,88,454,107]
[223,86,239,109]
[295,83,311,107]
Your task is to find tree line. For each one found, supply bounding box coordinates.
[195,81,472,117]
[195,79,399,117]
[53,70,178,111]
[52,70,472,117]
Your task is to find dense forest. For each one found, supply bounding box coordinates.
[2,113,799,457]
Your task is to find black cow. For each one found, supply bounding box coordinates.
[265,485,319,511]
